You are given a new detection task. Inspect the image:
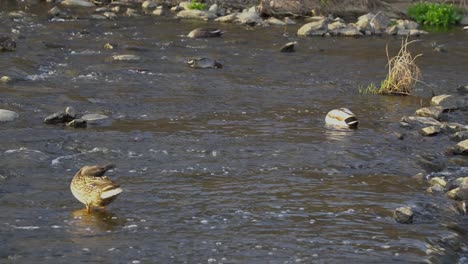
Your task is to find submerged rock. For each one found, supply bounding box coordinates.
[0,109,19,122]
[393,206,414,224]
[429,177,447,188]
[280,42,296,52]
[0,36,16,52]
[451,131,468,142]
[141,0,157,9]
[401,116,442,127]
[447,187,468,200]
[415,106,443,120]
[186,58,222,69]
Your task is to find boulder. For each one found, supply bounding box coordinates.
[397,19,419,30]
[90,14,107,20]
[279,42,296,52]
[393,206,414,224]
[208,4,218,13]
[177,10,217,20]
[447,187,468,200]
[0,109,19,122]
[152,7,165,16]
[297,19,328,36]
[451,131,468,142]
[453,177,468,189]
[400,116,442,127]
[356,13,373,32]
[441,122,467,134]
[338,26,363,37]
[415,106,443,120]
[453,139,468,155]
[431,94,459,110]
[178,1,192,10]
[409,29,428,36]
[327,21,346,31]
[61,0,95,7]
[284,17,296,25]
[429,177,447,188]
[141,0,157,9]
[215,13,237,23]
[370,12,390,32]
[420,126,441,136]
[126,8,140,17]
[457,85,468,95]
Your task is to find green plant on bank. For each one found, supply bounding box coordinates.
[360,38,422,96]
[188,0,206,10]
[408,2,463,27]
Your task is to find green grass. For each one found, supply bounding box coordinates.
[408,2,463,27]
[187,0,206,10]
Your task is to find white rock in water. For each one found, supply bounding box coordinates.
[0,109,19,122]
[81,113,109,122]
[61,0,95,7]
[112,55,140,61]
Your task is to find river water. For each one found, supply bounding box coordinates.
[1,2,468,263]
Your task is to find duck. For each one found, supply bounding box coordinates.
[325,108,358,128]
[70,164,122,213]
[186,57,222,69]
[187,28,224,38]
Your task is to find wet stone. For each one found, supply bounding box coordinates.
[67,118,87,128]
[451,131,468,142]
[429,177,447,188]
[44,111,74,124]
[0,109,19,122]
[61,0,95,7]
[441,122,467,134]
[280,42,296,52]
[431,94,459,111]
[400,116,442,127]
[393,206,414,224]
[453,139,468,155]
[420,126,441,136]
[0,36,16,52]
[112,55,141,61]
[427,185,445,193]
[81,113,110,123]
[415,106,443,120]
[186,58,222,69]
[447,187,468,200]
[453,177,468,189]
[65,106,76,119]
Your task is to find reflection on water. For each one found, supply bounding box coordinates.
[0,2,468,263]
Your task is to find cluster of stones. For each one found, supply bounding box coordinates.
[297,12,428,37]
[44,107,110,128]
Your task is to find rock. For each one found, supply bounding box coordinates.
[126,8,140,17]
[397,29,410,36]
[141,0,157,9]
[236,8,262,25]
[297,19,328,36]
[431,94,459,110]
[427,185,445,193]
[208,4,218,13]
[356,13,373,32]
[103,12,117,19]
[188,28,223,38]
[65,106,76,119]
[416,154,446,172]
[104,43,115,49]
[61,0,95,7]
[177,10,217,20]
[44,111,74,124]
[171,5,183,12]
[429,177,447,188]
[280,42,296,52]
[453,177,468,189]
[397,19,419,30]
[327,21,346,31]
[420,126,441,136]
[464,26,468,31]
[95,7,111,13]
[451,131,468,142]
[1,76,12,82]
[409,29,428,36]
[0,109,19,122]
[91,14,107,20]
[152,7,165,16]
[8,11,27,19]
[112,55,140,61]
[81,113,110,123]
[48,6,61,16]
[460,15,468,26]
[370,12,390,32]
[457,85,468,95]
[284,17,296,25]
[400,116,442,127]
[441,122,467,134]
[186,58,222,69]
[67,118,87,128]
[267,17,287,26]
[393,206,414,224]
[111,6,120,12]
[385,25,398,35]
[338,26,363,37]
[415,106,443,120]
[178,1,192,10]
[453,139,468,155]
[215,13,237,23]
[0,36,16,52]
[447,187,468,200]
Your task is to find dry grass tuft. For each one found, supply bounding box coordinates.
[378,38,422,95]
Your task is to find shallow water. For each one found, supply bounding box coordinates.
[1,2,468,263]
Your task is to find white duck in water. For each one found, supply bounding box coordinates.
[325,108,358,128]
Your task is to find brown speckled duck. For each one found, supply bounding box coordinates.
[70,164,122,213]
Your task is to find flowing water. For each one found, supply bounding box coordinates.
[1,2,468,263]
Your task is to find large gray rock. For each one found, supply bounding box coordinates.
[338,26,362,37]
[328,21,346,31]
[401,116,442,127]
[356,13,373,32]
[236,7,262,25]
[0,109,19,122]
[453,177,468,189]
[141,0,157,9]
[176,10,217,20]
[431,94,458,110]
[61,0,95,7]
[370,12,390,32]
[297,19,328,36]
[393,206,414,224]
[415,106,443,120]
[267,17,287,26]
[447,187,468,200]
